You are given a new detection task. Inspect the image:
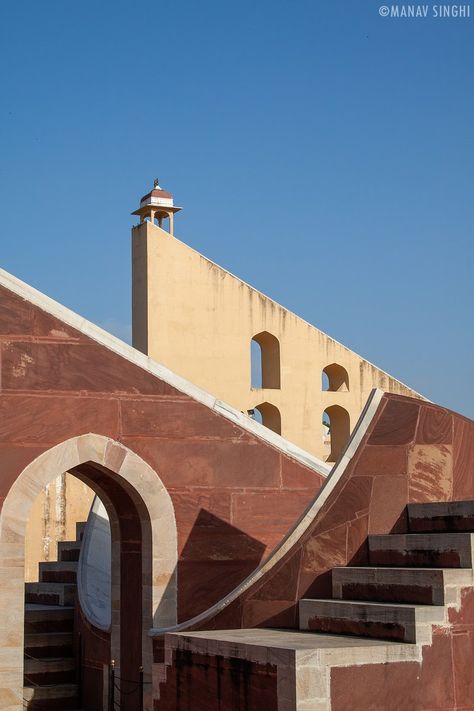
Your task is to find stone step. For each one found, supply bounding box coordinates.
[26,582,77,607]
[368,533,474,568]
[25,605,74,634]
[23,683,79,710]
[25,632,73,659]
[299,599,445,643]
[408,500,474,533]
[57,541,81,562]
[39,561,78,584]
[24,656,76,686]
[332,567,473,605]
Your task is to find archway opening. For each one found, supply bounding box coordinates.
[252,402,282,435]
[0,435,177,711]
[322,363,349,392]
[251,331,281,389]
[23,462,146,711]
[322,405,351,462]
[24,473,95,583]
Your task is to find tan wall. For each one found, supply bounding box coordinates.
[25,473,94,581]
[132,221,423,461]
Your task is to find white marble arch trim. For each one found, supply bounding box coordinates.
[150,388,385,636]
[0,434,178,711]
[0,267,330,479]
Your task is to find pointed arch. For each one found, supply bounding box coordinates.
[0,434,177,711]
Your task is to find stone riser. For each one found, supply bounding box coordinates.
[299,599,441,644]
[305,614,409,642]
[336,580,437,604]
[408,501,474,533]
[25,644,74,659]
[57,543,81,562]
[368,533,473,568]
[40,571,77,584]
[25,619,74,634]
[25,583,77,607]
[25,669,77,686]
[23,696,80,711]
[330,567,474,606]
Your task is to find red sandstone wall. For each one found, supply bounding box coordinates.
[158,651,278,710]
[331,590,474,711]
[156,395,474,710]
[0,285,323,620]
[74,605,109,711]
[175,395,474,632]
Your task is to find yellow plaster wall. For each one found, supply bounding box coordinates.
[132,221,423,461]
[24,474,94,581]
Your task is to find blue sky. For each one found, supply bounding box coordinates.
[0,0,472,417]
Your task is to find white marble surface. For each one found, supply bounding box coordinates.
[77,496,112,630]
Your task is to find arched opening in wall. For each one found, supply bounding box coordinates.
[251,339,263,389]
[322,363,349,392]
[251,331,281,389]
[251,402,282,435]
[0,436,177,711]
[322,405,351,462]
[24,475,95,583]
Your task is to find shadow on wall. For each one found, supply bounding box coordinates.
[322,364,349,392]
[252,402,282,435]
[177,510,267,622]
[251,332,281,389]
[79,508,268,628]
[323,405,351,463]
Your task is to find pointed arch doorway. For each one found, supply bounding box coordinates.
[0,434,178,711]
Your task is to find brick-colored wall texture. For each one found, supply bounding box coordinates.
[0,285,323,620]
[176,395,474,633]
[4,282,474,711]
[155,394,474,710]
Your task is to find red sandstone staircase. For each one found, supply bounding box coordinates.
[164,500,474,709]
[299,500,474,644]
[23,523,85,711]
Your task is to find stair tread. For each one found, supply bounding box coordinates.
[25,632,73,644]
[408,500,474,513]
[370,532,474,540]
[25,657,75,664]
[25,604,74,611]
[24,683,78,689]
[58,540,82,548]
[171,627,411,649]
[39,561,78,569]
[26,582,76,588]
[301,598,443,609]
[334,565,469,570]
[23,682,79,699]
[24,658,76,675]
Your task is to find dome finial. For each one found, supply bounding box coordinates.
[154,178,161,190]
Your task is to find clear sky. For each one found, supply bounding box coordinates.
[0,0,472,417]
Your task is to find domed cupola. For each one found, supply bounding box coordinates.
[131,179,182,235]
